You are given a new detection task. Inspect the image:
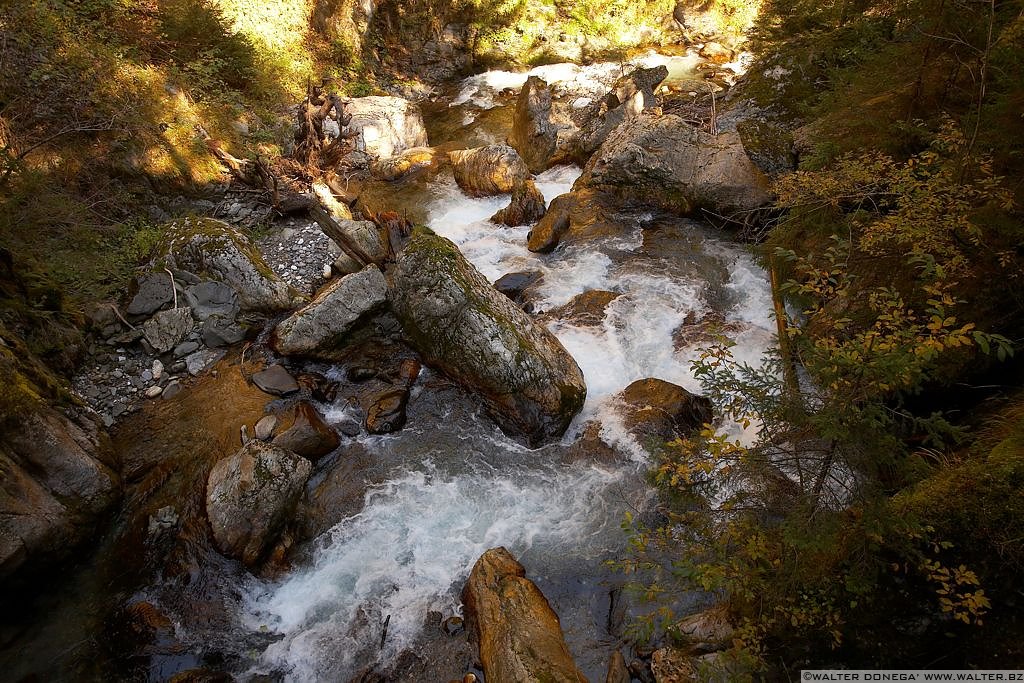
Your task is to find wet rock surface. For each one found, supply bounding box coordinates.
[205,440,312,567]
[271,401,341,460]
[389,229,587,445]
[618,378,714,442]
[462,547,589,683]
[449,144,530,197]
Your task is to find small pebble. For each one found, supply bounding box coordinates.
[145,385,163,398]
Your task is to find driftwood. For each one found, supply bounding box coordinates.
[294,79,352,169]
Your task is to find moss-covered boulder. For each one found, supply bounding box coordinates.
[205,440,311,567]
[576,111,772,218]
[389,229,586,445]
[462,547,589,683]
[157,217,298,313]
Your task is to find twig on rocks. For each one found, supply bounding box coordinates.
[164,268,178,309]
[107,303,136,330]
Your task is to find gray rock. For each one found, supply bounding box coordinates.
[576,111,771,217]
[202,315,246,348]
[142,308,194,355]
[185,349,226,376]
[491,179,547,227]
[576,65,668,156]
[345,96,428,159]
[271,266,388,359]
[126,273,175,317]
[145,385,163,398]
[205,440,311,567]
[185,280,240,321]
[254,414,278,441]
[156,217,299,313]
[252,364,300,396]
[173,340,201,358]
[390,229,586,445]
[509,76,580,173]
[162,381,182,399]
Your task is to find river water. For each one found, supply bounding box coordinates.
[0,54,775,682]
[241,167,775,679]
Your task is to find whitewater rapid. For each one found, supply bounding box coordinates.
[240,143,774,683]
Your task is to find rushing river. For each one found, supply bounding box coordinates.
[0,53,774,683]
[240,158,775,679]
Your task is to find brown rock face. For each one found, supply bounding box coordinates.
[546,290,620,327]
[205,440,311,567]
[449,144,530,197]
[370,146,439,181]
[618,378,714,441]
[272,402,340,461]
[527,189,626,253]
[0,406,120,582]
[491,179,547,227]
[462,547,589,683]
[509,76,579,174]
[576,111,771,218]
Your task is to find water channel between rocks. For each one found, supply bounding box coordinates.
[1,54,776,683]
[240,156,776,680]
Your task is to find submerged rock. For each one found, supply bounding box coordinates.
[0,406,120,582]
[546,290,620,327]
[157,217,297,313]
[364,387,410,434]
[270,265,388,359]
[577,111,771,218]
[490,179,547,227]
[346,96,429,159]
[389,229,586,445]
[205,440,311,567]
[462,547,589,683]
[252,364,300,397]
[618,378,714,441]
[271,401,340,460]
[494,270,543,304]
[449,144,530,197]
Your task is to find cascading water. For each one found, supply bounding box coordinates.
[240,154,777,680]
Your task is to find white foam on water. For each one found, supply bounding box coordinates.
[242,460,628,682]
[242,155,779,679]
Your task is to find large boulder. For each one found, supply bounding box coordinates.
[389,229,586,445]
[0,406,120,582]
[270,266,388,359]
[618,378,713,441]
[509,76,580,174]
[491,179,546,227]
[205,440,311,567]
[576,111,772,218]
[157,217,297,313]
[527,188,627,253]
[345,96,428,159]
[462,547,589,683]
[449,144,530,197]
